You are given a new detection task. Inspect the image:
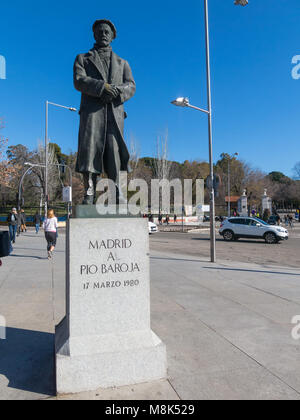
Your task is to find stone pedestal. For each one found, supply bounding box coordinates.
[55,216,167,394]
[262,190,272,215]
[238,192,248,217]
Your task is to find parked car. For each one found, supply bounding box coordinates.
[148,221,158,234]
[219,217,288,244]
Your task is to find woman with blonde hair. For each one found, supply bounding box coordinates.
[43,209,58,259]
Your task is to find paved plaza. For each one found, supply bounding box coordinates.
[0,228,300,400]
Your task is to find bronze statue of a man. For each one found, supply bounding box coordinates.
[74,19,136,204]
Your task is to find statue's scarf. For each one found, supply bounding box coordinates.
[94,44,112,77]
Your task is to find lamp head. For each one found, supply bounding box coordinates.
[171,97,190,108]
[234,0,248,6]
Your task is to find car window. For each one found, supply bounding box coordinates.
[229,218,246,225]
[253,217,269,226]
[243,219,252,226]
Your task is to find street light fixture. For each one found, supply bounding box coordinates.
[45,101,77,215]
[172,95,216,262]
[171,0,248,263]
[235,0,248,6]
[171,98,189,108]
[171,97,210,114]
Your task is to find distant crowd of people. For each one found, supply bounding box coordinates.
[143,214,178,225]
[6,208,58,259]
[269,213,294,227]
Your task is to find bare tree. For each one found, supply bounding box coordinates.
[152,131,175,214]
[293,162,300,180]
[0,119,17,202]
[31,142,61,202]
[153,130,173,181]
[128,135,141,179]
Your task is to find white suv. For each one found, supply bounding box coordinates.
[219,217,289,244]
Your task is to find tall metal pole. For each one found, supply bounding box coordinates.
[45,100,48,216]
[204,0,216,263]
[228,159,231,218]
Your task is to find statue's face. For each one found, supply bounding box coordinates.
[94,23,114,48]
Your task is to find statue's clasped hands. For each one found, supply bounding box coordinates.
[103,83,120,102]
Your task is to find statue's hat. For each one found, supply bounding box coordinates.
[92,19,117,39]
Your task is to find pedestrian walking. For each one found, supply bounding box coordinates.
[7,208,18,244]
[165,215,170,225]
[20,209,27,232]
[158,214,163,225]
[33,211,41,234]
[288,214,294,229]
[174,214,177,223]
[43,209,58,260]
[16,210,22,236]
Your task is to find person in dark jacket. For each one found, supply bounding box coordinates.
[158,214,163,225]
[20,209,27,232]
[33,212,41,234]
[7,208,18,244]
[16,210,22,236]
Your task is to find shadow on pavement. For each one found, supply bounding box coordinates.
[202,266,300,277]
[9,254,46,260]
[13,248,64,254]
[191,237,282,244]
[151,256,208,264]
[0,327,55,397]
[151,256,300,276]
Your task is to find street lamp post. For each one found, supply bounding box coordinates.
[204,0,216,263]
[171,0,248,263]
[18,166,35,210]
[45,101,77,216]
[20,162,73,217]
[171,94,216,262]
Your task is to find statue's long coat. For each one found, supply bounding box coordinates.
[74,48,136,174]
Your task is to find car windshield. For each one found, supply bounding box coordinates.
[253,217,269,226]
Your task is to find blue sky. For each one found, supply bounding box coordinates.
[0,0,299,176]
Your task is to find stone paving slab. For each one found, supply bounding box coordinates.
[0,229,300,400]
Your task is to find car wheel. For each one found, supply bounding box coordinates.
[223,230,234,241]
[264,232,278,244]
